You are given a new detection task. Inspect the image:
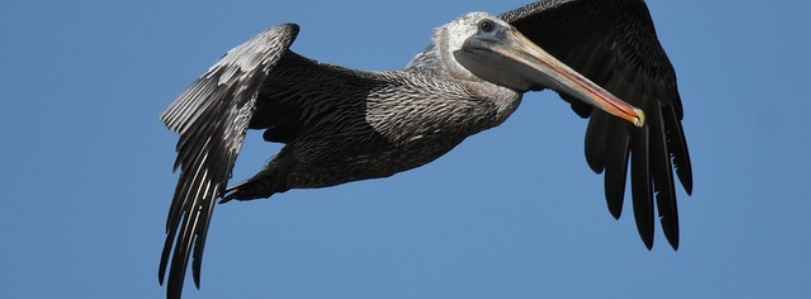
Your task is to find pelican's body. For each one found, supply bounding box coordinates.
[159,1,693,299]
[222,52,522,198]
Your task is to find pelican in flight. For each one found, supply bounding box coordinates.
[159,0,693,298]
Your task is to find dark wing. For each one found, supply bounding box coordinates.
[159,24,299,299]
[501,0,692,249]
[159,23,389,299]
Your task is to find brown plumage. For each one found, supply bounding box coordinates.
[159,1,692,299]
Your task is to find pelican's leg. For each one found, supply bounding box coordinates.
[220,147,296,203]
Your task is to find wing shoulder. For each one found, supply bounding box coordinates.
[249,51,390,143]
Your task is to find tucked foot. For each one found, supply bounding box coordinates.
[220,149,296,204]
[220,176,290,203]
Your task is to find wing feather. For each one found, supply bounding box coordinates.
[159,22,393,299]
[502,0,692,249]
[158,23,299,299]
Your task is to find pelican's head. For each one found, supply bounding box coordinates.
[435,12,645,127]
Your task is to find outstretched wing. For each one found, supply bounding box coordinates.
[501,0,693,249]
[159,22,391,299]
[159,24,299,299]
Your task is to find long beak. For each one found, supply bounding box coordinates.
[493,29,645,127]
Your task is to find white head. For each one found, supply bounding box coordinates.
[428,11,646,127]
[433,12,512,84]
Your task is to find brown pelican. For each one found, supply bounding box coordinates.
[159,0,692,298]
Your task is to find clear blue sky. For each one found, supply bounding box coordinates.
[1,0,809,298]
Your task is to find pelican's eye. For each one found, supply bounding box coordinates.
[478,19,495,33]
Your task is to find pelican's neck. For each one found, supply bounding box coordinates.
[404,21,523,129]
[465,80,523,127]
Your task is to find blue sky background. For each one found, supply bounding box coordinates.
[1,0,809,298]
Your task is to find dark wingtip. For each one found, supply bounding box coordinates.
[584,112,613,174]
[674,162,693,196]
[635,204,654,251]
[659,197,680,251]
[606,202,622,220]
[634,202,655,251]
[193,265,202,289]
[664,105,693,196]
[650,101,681,251]
[604,126,630,220]
[159,220,181,286]
[631,125,654,251]
[665,229,680,251]
[642,235,654,250]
